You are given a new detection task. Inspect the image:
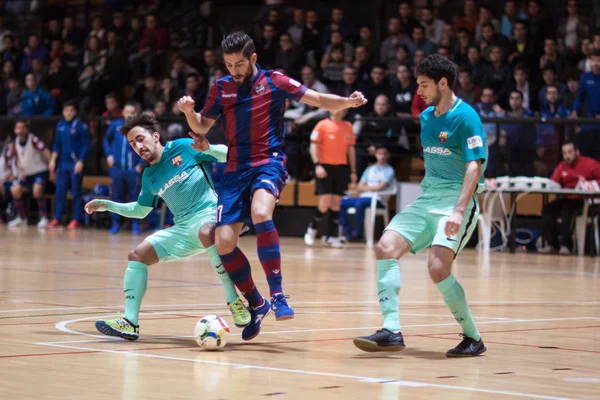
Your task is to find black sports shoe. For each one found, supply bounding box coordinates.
[446,334,487,357]
[353,329,406,352]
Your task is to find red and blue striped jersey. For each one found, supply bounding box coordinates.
[200,65,307,172]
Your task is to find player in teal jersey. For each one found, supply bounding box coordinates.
[353,55,488,357]
[85,112,251,340]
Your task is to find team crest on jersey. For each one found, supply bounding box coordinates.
[438,131,448,143]
[172,155,183,167]
[254,84,266,96]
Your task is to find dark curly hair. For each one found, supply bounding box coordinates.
[415,54,457,89]
[221,32,255,59]
[119,111,161,137]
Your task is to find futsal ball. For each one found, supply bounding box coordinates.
[194,315,230,350]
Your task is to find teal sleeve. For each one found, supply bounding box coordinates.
[137,174,157,207]
[99,200,153,218]
[191,144,228,163]
[461,115,487,163]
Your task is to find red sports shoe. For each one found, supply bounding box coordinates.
[46,219,63,230]
[66,220,81,230]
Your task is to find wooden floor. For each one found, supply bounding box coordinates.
[0,227,599,400]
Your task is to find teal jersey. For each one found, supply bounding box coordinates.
[137,139,227,223]
[420,97,488,193]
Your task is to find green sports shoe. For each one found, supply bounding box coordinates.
[228,297,251,328]
[95,316,139,340]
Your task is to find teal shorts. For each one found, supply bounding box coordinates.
[385,190,479,255]
[145,209,216,263]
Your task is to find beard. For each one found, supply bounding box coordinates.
[429,87,442,106]
[233,68,254,87]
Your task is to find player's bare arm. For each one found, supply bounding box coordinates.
[177,96,217,143]
[300,89,367,112]
[444,159,481,237]
[347,145,357,184]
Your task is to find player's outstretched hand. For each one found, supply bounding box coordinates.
[444,211,464,238]
[189,132,210,152]
[177,96,196,114]
[347,91,367,108]
[85,199,107,214]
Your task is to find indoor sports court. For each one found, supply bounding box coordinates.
[1,230,598,399]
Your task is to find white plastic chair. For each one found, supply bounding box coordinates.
[364,181,398,247]
[574,199,600,256]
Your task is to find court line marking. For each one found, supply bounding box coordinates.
[33,341,571,400]
[3,300,600,314]
[34,315,600,345]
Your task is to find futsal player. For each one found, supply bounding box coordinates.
[353,55,488,357]
[85,112,251,340]
[8,120,51,229]
[178,31,367,341]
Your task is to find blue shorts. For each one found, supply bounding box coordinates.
[15,172,48,191]
[216,162,288,227]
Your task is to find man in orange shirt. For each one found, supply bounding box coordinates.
[304,109,357,248]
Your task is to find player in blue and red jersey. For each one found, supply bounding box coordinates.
[178,32,366,341]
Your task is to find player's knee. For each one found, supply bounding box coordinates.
[375,238,396,260]
[427,259,450,283]
[251,208,271,223]
[128,248,146,263]
[10,185,21,198]
[198,224,216,248]
[32,185,43,198]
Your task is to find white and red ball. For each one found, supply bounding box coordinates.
[193,315,230,350]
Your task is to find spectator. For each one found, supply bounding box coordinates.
[105,30,128,92]
[453,28,474,67]
[321,46,346,88]
[538,141,600,254]
[572,49,600,160]
[20,34,48,74]
[103,92,122,118]
[398,1,421,37]
[479,22,509,57]
[287,7,305,47]
[275,33,305,80]
[537,84,570,173]
[356,25,378,63]
[183,73,207,111]
[419,6,444,45]
[170,55,198,92]
[321,30,354,67]
[379,17,410,67]
[321,7,356,47]
[475,6,500,43]
[390,63,416,113]
[539,38,567,78]
[47,101,90,230]
[526,0,554,49]
[455,68,481,106]
[506,20,535,72]
[158,77,180,110]
[202,49,220,89]
[88,16,106,41]
[103,102,142,234]
[256,23,278,70]
[475,87,505,176]
[284,65,330,128]
[21,73,54,116]
[557,0,590,55]
[83,36,107,77]
[353,45,374,82]
[465,46,487,87]
[47,57,74,109]
[407,25,437,59]
[500,0,526,39]
[578,38,593,73]
[454,0,479,33]
[482,46,511,98]
[62,17,85,47]
[340,145,395,241]
[502,66,539,112]
[5,77,23,116]
[302,9,324,68]
[501,90,536,176]
[538,66,566,111]
[563,70,583,114]
[1,34,20,64]
[359,65,391,114]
